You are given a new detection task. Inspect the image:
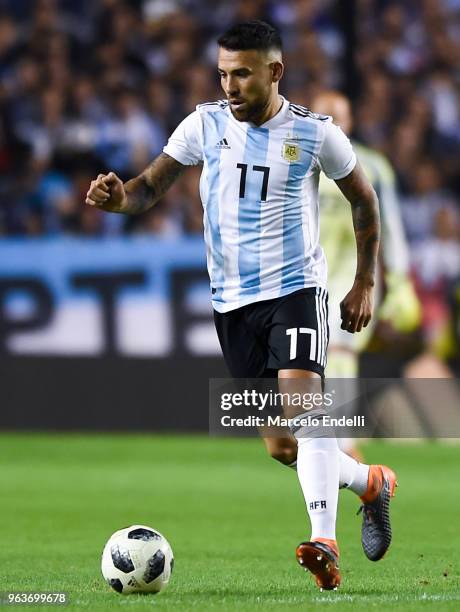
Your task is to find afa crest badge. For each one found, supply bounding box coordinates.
[282,141,300,162]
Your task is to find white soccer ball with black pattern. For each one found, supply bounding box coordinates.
[101,525,174,594]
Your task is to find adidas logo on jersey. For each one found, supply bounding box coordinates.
[216,138,231,149]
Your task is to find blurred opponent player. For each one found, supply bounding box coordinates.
[85,21,397,590]
[311,91,421,459]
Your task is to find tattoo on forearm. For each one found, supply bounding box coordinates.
[351,194,380,284]
[336,164,381,285]
[124,153,186,214]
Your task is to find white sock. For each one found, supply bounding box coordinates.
[337,437,356,453]
[296,436,339,541]
[288,450,369,497]
[339,451,369,496]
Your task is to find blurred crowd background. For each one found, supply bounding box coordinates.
[0,0,459,368]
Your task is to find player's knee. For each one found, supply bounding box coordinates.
[268,444,297,465]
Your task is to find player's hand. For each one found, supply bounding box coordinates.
[85,172,128,213]
[340,280,375,333]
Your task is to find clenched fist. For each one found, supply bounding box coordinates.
[340,280,375,333]
[85,172,128,213]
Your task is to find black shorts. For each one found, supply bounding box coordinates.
[214,287,329,378]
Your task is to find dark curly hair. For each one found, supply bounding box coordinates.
[217,20,282,53]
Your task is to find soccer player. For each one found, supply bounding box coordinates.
[312,90,421,459]
[85,21,397,591]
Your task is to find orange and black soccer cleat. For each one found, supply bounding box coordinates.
[295,539,341,591]
[358,464,398,561]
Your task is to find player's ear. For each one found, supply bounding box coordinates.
[270,61,284,83]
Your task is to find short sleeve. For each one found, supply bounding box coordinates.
[163,110,203,165]
[318,121,356,180]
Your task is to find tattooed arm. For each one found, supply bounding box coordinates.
[85,153,186,215]
[335,162,381,333]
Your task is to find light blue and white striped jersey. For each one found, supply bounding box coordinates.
[163,96,356,313]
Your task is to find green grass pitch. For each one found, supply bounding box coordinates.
[0,435,459,610]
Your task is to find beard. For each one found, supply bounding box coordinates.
[229,97,270,123]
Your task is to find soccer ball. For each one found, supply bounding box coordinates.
[101,525,174,594]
